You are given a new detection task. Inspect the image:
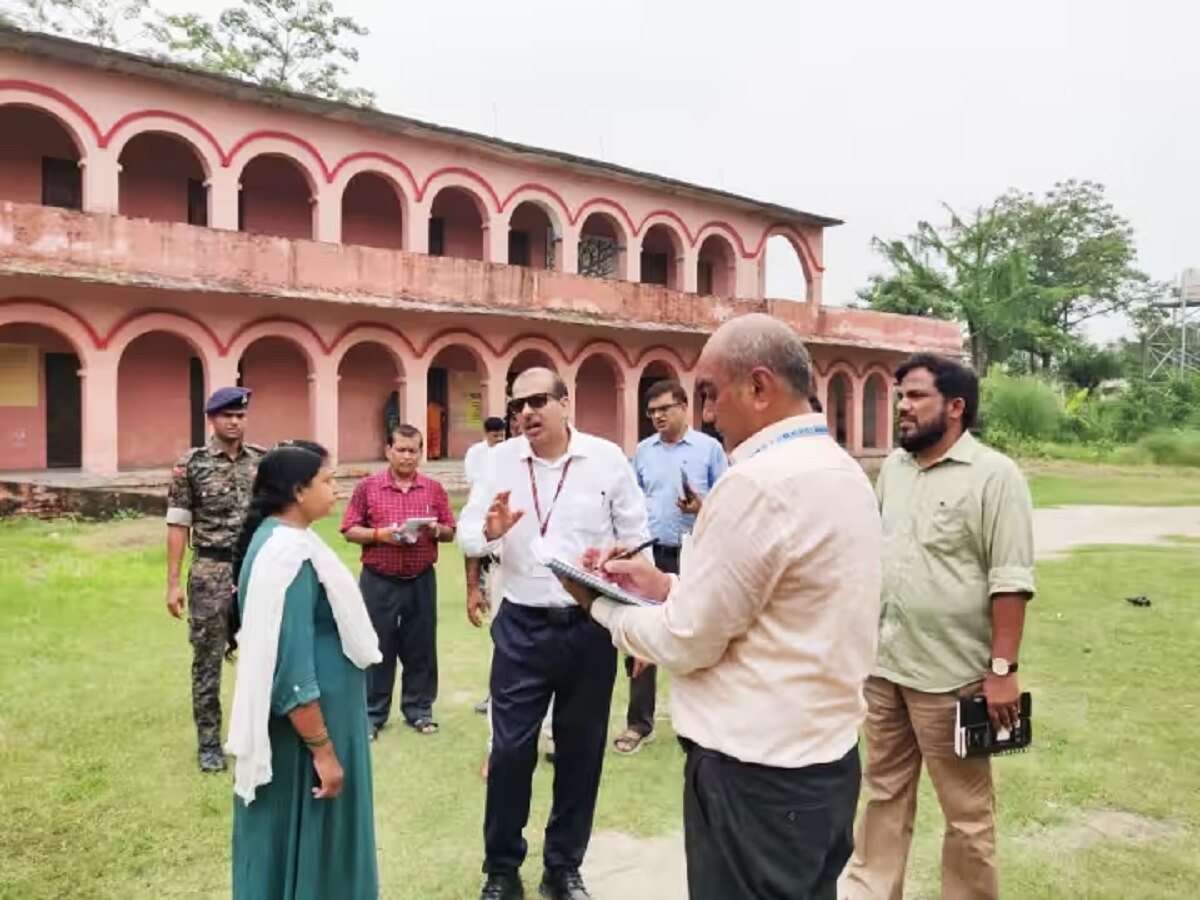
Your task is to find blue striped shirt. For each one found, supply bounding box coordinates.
[633,428,728,547]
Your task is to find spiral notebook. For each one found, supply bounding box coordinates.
[546,558,659,607]
[954,692,1033,759]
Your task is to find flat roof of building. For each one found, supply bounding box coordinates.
[0,26,843,229]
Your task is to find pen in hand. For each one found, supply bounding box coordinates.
[609,539,656,562]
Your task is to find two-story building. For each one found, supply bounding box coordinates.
[0,27,959,477]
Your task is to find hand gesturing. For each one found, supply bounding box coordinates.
[485,490,525,541]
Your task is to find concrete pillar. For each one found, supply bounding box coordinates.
[484,217,508,264]
[207,167,240,231]
[620,379,639,457]
[625,236,641,283]
[310,356,340,463]
[849,375,864,455]
[483,351,509,421]
[81,354,118,474]
[808,270,824,308]
[558,225,579,275]
[405,201,430,255]
[404,361,429,463]
[680,246,698,293]
[206,355,240,394]
[81,152,119,216]
[313,186,341,244]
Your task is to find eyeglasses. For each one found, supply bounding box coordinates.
[507,392,554,418]
[646,402,682,419]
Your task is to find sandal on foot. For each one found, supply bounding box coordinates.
[408,717,439,735]
[613,729,654,755]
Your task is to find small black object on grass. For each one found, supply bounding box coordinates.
[1125,595,1151,608]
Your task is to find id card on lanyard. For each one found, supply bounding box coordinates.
[528,457,573,537]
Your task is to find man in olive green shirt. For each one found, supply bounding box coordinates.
[843,354,1034,900]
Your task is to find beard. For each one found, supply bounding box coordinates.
[898,410,948,454]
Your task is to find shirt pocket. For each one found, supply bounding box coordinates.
[917,490,973,553]
[558,491,612,541]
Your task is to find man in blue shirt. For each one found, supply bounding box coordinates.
[617,380,727,755]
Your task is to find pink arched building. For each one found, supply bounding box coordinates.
[0,29,959,477]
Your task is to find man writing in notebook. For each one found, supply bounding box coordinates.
[458,367,650,900]
[841,353,1035,900]
[561,314,883,899]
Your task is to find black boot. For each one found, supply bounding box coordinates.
[198,746,226,773]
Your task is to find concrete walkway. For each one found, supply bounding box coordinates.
[582,505,1200,899]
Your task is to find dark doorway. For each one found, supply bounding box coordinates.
[189,356,206,447]
[426,367,449,459]
[44,352,82,468]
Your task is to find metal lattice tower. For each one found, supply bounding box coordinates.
[1146,268,1200,377]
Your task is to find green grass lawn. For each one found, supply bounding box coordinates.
[1,495,1198,898]
[1024,461,1200,507]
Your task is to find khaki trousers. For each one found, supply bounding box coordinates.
[842,676,998,900]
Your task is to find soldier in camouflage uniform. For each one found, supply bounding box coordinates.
[165,386,264,773]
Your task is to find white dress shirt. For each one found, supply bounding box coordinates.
[458,429,651,609]
[592,413,883,768]
[463,440,491,488]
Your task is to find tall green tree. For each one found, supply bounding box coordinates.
[150,0,374,106]
[3,0,150,48]
[995,180,1145,368]
[858,202,1042,373]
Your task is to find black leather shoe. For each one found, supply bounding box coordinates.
[538,868,591,900]
[481,871,524,900]
[198,748,226,773]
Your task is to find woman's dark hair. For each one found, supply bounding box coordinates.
[226,441,329,657]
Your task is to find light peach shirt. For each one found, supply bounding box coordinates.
[592,413,883,768]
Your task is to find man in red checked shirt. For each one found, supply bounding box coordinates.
[341,423,456,740]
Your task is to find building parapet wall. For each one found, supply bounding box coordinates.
[0,202,961,355]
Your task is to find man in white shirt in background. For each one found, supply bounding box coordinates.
[562,314,883,900]
[459,367,651,900]
[465,416,509,487]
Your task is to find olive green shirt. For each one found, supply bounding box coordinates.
[875,431,1035,693]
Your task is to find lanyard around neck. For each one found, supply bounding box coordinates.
[746,423,829,460]
[527,457,574,537]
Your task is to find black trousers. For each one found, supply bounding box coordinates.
[484,600,617,873]
[360,566,438,727]
[682,739,861,900]
[624,544,680,736]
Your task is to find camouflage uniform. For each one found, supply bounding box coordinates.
[166,440,263,755]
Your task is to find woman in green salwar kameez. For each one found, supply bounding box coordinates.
[226,443,381,900]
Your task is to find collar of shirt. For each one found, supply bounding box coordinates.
[902,430,982,471]
[206,439,250,460]
[383,470,430,492]
[651,427,696,448]
[729,413,829,465]
[516,428,590,466]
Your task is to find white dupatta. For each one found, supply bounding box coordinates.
[225,523,381,804]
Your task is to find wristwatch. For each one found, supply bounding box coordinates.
[990,657,1018,676]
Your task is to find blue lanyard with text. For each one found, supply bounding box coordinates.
[746,424,829,460]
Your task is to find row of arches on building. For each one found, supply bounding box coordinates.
[0,101,812,299]
[0,310,894,475]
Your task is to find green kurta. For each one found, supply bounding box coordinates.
[232,518,379,900]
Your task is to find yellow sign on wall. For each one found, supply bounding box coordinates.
[0,344,39,407]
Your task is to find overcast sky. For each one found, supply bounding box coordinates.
[154,0,1199,341]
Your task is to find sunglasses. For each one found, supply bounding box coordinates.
[507,392,556,418]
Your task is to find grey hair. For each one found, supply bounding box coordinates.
[715,313,813,396]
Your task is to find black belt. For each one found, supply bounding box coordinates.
[502,599,587,626]
[193,546,232,562]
